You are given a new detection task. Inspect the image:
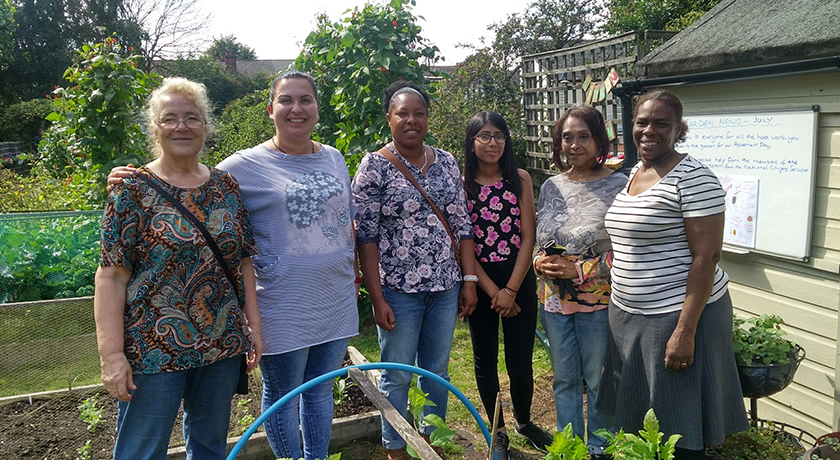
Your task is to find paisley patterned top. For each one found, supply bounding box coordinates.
[100,166,258,374]
[467,180,522,263]
[535,172,626,314]
[353,147,472,293]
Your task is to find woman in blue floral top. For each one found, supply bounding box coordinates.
[462,111,553,458]
[95,77,261,460]
[353,81,478,459]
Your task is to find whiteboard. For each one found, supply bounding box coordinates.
[677,108,818,260]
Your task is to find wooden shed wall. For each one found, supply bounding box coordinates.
[672,72,840,435]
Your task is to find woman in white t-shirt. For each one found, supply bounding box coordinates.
[601,90,748,460]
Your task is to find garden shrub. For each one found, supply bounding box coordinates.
[0,98,51,145]
[0,168,91,212]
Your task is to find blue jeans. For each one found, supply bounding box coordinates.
[260,338,350,460]
[378,286,459,449]
[540,307,613,453]
[114,356,240,460]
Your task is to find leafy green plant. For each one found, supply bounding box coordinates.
[78,395,103,433]
[0,212,100,303]
[733,314,793,365]
[39,35,160,204]
[333,377,354,406]
[294,0,441,174]
[406,385,456,458]
[76,439,91,460]
[235,398,256,435]
[542,422,588,460]
[596,408,681,460]
[707,425,804,460]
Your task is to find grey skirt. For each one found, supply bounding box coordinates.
[596,292,749,449]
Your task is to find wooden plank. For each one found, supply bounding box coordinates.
[346,346,380,387]
[348,368,441,460]
[721,257,840,311]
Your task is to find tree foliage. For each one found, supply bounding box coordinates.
[160,56,270,115]
[294,0,441,172]
[204,89,274,167]
[489,0,600,65]
[602,0,721,34]
[39,36,159,205]
[203,34,257,61]
[430,47,524,164]
[0,0,143,105]
[0,0,16,72]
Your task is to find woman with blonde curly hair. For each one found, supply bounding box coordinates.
[95,77,261,459]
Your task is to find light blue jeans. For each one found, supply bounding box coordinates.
[260,337,350,460]
[378,286,459,449]
[540,307,613,453]
[114,356,240,460]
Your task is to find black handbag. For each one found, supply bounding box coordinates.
[137,172,251,395]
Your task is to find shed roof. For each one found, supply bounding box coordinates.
[635,0,840,78]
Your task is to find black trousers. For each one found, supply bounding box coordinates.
[466,257,538,428]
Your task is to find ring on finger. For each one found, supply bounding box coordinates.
[680,362,688,367]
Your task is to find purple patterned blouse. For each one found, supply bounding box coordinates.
[353,147,473,293]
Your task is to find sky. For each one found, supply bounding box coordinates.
[201,0,534,65]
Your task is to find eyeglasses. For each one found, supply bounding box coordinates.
[157,116,205,130]
[474,133,506,144]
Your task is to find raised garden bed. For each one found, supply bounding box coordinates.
[0,349,378,459]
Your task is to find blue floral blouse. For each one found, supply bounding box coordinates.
[353,147,473,293]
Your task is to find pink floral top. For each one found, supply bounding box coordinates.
[467,180,522,263]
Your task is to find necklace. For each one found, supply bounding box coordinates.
[392,142,428,171]
[566,166,597,182]
[271,136,315,154]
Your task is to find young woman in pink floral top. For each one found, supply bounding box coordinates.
[463,112,553,458]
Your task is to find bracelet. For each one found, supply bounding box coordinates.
[462,274,479,282]
[354,276,363,284]
[502,288,516,298]
[505,286,518,293]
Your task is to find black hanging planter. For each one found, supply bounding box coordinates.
[737,343,805,399]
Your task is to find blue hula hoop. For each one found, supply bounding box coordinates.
[226,362,494,459]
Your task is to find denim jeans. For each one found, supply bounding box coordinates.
[378,286,459,449]
[540,307,613,452]
[114,356,240,460]
[260,337,350,460]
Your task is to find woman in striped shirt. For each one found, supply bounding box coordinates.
[601,90,748,460]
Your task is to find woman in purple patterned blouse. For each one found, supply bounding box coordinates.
[462,111,553,458]
[352,81,477,459]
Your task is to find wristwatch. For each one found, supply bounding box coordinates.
[462,275,479,282]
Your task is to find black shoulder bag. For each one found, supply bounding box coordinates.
[136,172,251,394]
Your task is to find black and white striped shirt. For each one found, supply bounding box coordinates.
[605,155,728,315]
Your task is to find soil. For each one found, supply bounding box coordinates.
[0,367,375,460]
[0,360,557,460]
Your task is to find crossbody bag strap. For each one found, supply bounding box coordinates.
[378,147,461,267]
[136,172,242,300]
